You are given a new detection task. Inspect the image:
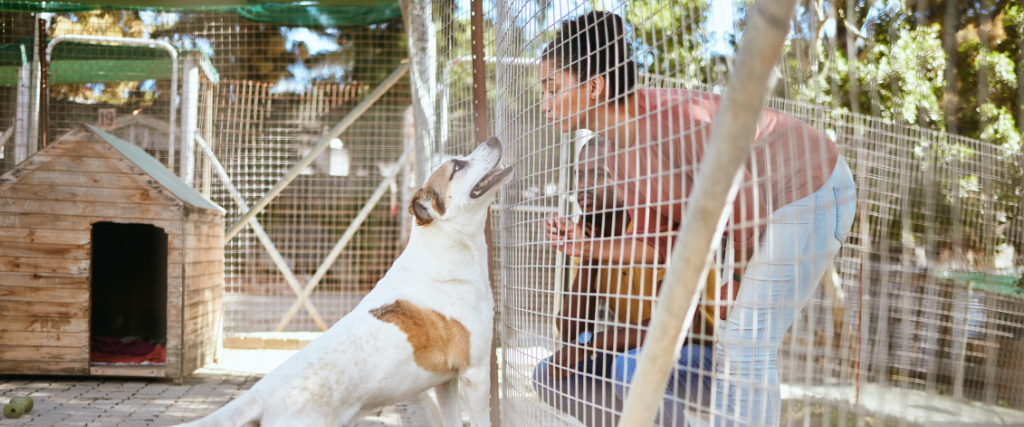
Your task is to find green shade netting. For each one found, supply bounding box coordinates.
[942,272,1024,298]
[233,4,402,26]
[0,1,402,26]
[0,0,405,85]
[0,38,219,86]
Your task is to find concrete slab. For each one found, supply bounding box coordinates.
[0,348,440,427]
[780,382,1024,426]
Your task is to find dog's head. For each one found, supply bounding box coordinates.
[409,137,513,227]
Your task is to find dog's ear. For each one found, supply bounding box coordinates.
[409,188,436,226]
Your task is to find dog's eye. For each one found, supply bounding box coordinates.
[449,160,467,180]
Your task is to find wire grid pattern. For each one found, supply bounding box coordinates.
[405,0,1024,426]
[0,8,40,170]
[167,18,412,334]
[201,77,412,333]
[0,5,413,334]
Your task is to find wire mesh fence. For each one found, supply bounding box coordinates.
[0,0,1020,425]
[203,78,412,334]
[404,0,1023,426]
[0,4,413,338]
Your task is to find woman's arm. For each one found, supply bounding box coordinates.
[592,320,649,353]
[545,215,661,264]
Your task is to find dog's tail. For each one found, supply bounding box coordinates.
[176,391,263,427]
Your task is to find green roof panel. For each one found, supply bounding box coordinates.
[0,38,220,86]
[2,2,402,26]
[86,124,225,213]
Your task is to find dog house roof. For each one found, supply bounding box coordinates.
[85,124,225,213]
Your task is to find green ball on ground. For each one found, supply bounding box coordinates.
[3,403,25,419]
[9,397,33,413]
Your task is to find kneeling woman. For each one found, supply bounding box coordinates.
[535,11,856,427]
[533,137,720,427]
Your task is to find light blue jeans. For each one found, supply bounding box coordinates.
[614,344,715,426]
[714,156,856,427]
[532,342,715,427]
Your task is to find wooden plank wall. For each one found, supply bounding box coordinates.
[0,137,186,376]
[164,217,186,379]
[180,208,224,377]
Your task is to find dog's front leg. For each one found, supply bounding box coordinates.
[460,368,491,427]
[435,376,462,427]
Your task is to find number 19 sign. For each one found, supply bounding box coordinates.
[97,109,116,130]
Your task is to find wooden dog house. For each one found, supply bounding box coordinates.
[0,124,225,380]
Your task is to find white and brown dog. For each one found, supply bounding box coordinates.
[180,137,513,427]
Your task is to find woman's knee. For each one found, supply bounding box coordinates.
[611,349,639,399]
[531,357,556,399]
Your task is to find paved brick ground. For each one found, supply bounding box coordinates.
[0,349,436,427]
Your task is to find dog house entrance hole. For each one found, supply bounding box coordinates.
[90,222,168,366]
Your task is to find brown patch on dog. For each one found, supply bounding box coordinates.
[408,161,454,225]
[370,300,471,373]
[409,188,438,225]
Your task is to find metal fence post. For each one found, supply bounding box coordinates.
[470,0,501,424]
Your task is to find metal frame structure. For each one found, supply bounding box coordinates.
[225,62,411,240]
[45,35,181,173]
[212,62,412,332]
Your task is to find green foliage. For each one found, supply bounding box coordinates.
[780,0,1023,149]
[626,0,713,85]
[750,0,1024,258]
[47,10,152,105]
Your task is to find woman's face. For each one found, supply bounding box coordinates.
[538,59,592,133]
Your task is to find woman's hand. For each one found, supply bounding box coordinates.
[544,214,590,257]
[547,344,587,379]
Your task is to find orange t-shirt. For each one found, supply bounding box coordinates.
[569,223,719,343]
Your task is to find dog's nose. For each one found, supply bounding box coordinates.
[485,136,502,151]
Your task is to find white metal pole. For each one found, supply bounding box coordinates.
[400,106,416,246]
[401,0,436,187]
[201,83,215,196]
[615,0,799,424]
[28,26,39,158]
[27,22,39,159]
[14,63,30,163]
[181,53,200,184]
[273,144,415,332]
[0,126,13,158]
[46,35,180,173]
[226,62,411,241]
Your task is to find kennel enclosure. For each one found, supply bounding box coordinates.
[0,124,225,379]
[0,1,1017,425]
